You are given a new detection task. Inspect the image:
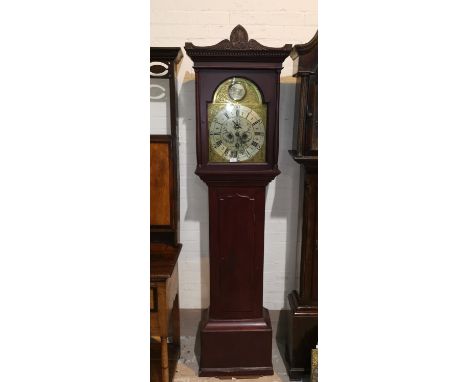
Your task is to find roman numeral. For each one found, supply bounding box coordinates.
[251,141,259,148]
[252,120,260,126]
[254,132,263,136]
[215,140,222,147]
[224,112,229,119]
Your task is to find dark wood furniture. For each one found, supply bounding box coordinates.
[150,47,182,245]
[150,47,183,382]
[185,25,291,378]
[285,33,318,380]
[150,244,181,382]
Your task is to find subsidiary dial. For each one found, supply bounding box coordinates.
[228,82,246,101]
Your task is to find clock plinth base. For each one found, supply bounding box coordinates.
[199,308,273,377]
[285,291,318,380]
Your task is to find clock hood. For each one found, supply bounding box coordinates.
[185,25,292,64]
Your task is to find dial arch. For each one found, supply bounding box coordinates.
[208,77,267,163]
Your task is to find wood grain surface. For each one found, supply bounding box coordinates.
[150,141,171,226]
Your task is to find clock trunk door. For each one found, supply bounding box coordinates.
[209,186,265,320]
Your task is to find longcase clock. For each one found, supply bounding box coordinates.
[286,33,318,380]
[185,25,291,377]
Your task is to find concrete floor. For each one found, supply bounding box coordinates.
[168,309,313,382]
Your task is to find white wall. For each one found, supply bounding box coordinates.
[151,0,317,309]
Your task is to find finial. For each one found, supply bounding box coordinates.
[230,25,249,45]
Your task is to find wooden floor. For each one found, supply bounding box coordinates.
[151,309,315,382]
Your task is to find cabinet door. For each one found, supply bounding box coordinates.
[150,135,176,245]
[209,186,266,319]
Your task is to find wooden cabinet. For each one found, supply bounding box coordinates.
[150,47,182,246]
[150,47,183,382]
[286,33,319,380]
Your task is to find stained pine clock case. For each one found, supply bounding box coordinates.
[185,25,291,377]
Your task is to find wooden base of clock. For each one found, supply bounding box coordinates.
[285,291,318,380]
[199,308,273,377]
[195,181,274,377]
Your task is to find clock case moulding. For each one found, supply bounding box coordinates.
[185,25,291,377]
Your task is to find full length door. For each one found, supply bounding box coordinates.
[208,185,266,320]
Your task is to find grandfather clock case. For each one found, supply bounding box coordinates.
[286,33,318,380]
[185,25,291,377]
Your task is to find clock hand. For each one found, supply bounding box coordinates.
[234,132,243,151]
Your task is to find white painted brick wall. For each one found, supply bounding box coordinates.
[151,0,317,309]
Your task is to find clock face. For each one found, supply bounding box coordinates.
[209,105,265,162]
[208,77,267,163]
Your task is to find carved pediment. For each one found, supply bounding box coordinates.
[290,32,318,60]
[185,25,292,62]
[290,32,318,74]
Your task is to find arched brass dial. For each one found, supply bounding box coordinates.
[208,77,267,163]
